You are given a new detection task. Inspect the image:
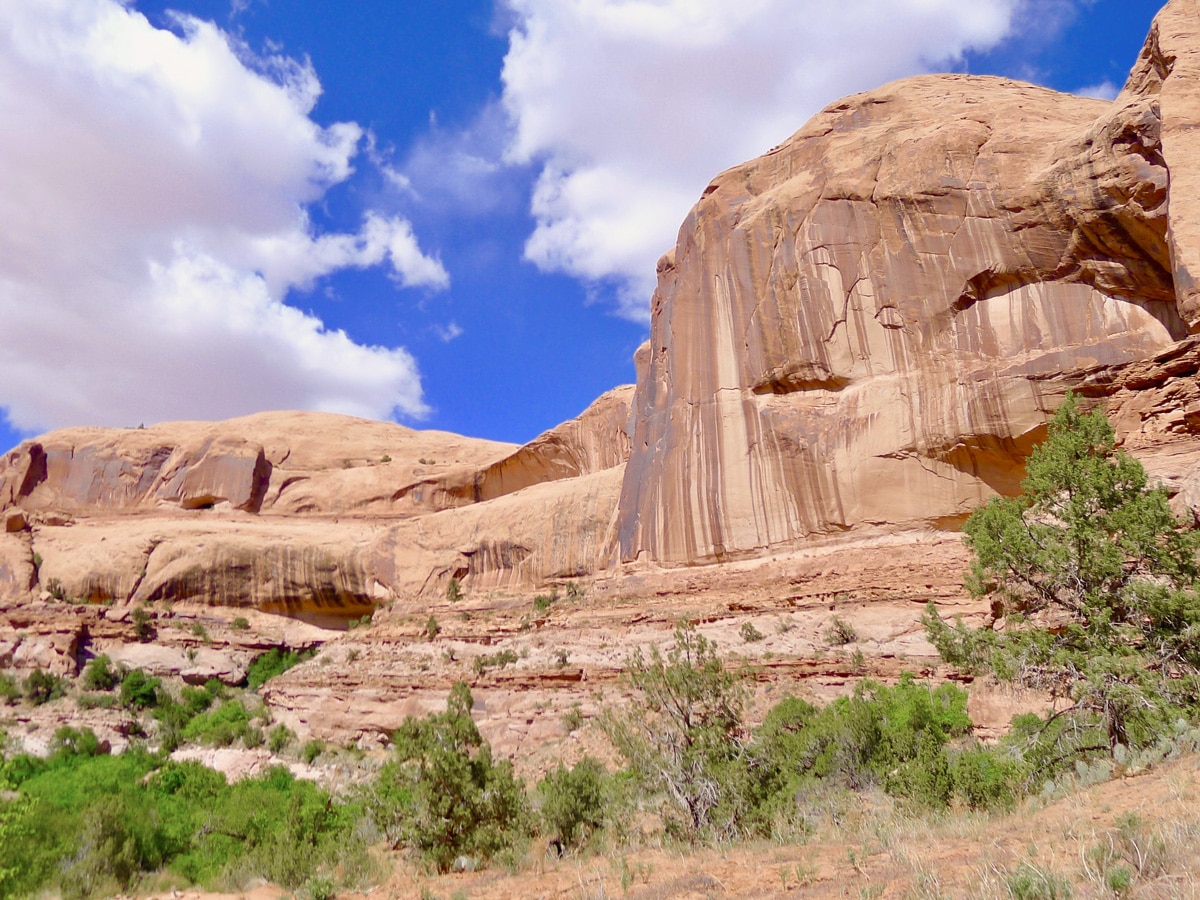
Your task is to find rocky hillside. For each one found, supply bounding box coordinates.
[4,0,1200,756]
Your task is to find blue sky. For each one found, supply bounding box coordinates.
[0,0,1166,453]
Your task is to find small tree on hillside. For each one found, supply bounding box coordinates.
[925,394,1200,764]
[601,622,749,841]
[372,682,529,872]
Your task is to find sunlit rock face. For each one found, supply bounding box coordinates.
[617,1,1200,565]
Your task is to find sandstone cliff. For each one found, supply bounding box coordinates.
[615,0,1200,565]
[0,388,633,622]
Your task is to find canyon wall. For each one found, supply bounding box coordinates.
[615,0,1200,565]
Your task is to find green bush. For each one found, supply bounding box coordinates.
[472,649,518,676]
[0,746,374,898]
[371,682,530,873]
[925,393,1200,769]
[0,672,19,706]
[823,616,857,646]
[119,669,161,711]
[50,727,107,760]
[24,668,65,706]
[268,724,294,754]
[602,622,748,842]
[446,577,463,603]
[81,656,119,692]
[230,617,250,632]
[182,700,252,748]
[246,648,315,690]
[739,622,765,643]
[537,757,606,850]
[130,606,153,642]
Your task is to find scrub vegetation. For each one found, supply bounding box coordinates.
[3,396,1200,897]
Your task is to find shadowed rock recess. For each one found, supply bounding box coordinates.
[6,0,1200,623]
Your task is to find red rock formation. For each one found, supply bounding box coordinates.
[615,0,1200,565]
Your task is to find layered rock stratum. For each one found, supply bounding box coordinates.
[4,0,1200,757]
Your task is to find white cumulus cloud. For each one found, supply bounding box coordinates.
[0,0,447,433]
[500,0,1024,321]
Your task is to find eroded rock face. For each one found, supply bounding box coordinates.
[616,4,1200,565]
[0,392,633,615]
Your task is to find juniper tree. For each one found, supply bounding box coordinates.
[925,394,1200,764]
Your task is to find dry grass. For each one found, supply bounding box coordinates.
[362,750,1200,900]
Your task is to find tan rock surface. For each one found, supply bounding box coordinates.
[615,6,1200,565]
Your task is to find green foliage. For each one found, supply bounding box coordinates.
[739,622,765,643]
[152,682,221,752]
[601,622,748,841]
[446,576,464,603]
[371,682,530,873]
[533,591,557,615]
[926,394,1200,770]
[0,673,18,706]
[472,649,518,676]
[23,668,65,706]
[230,616,250,632]
[119,669,161,711]
[268,724,294,754]
[50,727,106,760]
[246,648,315,690]
[131,606,153,642]
[425,615,440,640]
[823,616,858,646]
[537,757,606,850]
[742,676,1013,822]
[182,700,253,748]
[1005,861,1074,900]
[0,752,368,899]
[81,655,119,692]
[76,693,117,710]
[302,740,324,764]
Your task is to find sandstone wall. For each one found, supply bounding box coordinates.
[615,7,1200,565]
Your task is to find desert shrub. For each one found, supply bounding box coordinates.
[268,724,294,754]
[76,693,117,710]
[950,745,1022,811]
[152,682,221,752]
[472,649,518,676]
[370,682,530,872]
[0,672,19,706]
[537,757,606,851]
[181,700,252,748]
[601,622,749,842]
[1005,861,1074,900]
[246,648,315,690]
[24,668,65,706]
[229,617,250,632]
[50,727,106,760]
[302,740,324,764]
[424,615,440,640]
[119,669,161,711]
[739,622,765,643]
[823,616,857,646]
[81,655,119,692]
[446,577,463,603]
[0,749,371,899]
[130,606,153,642]
[533,592,557,615]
